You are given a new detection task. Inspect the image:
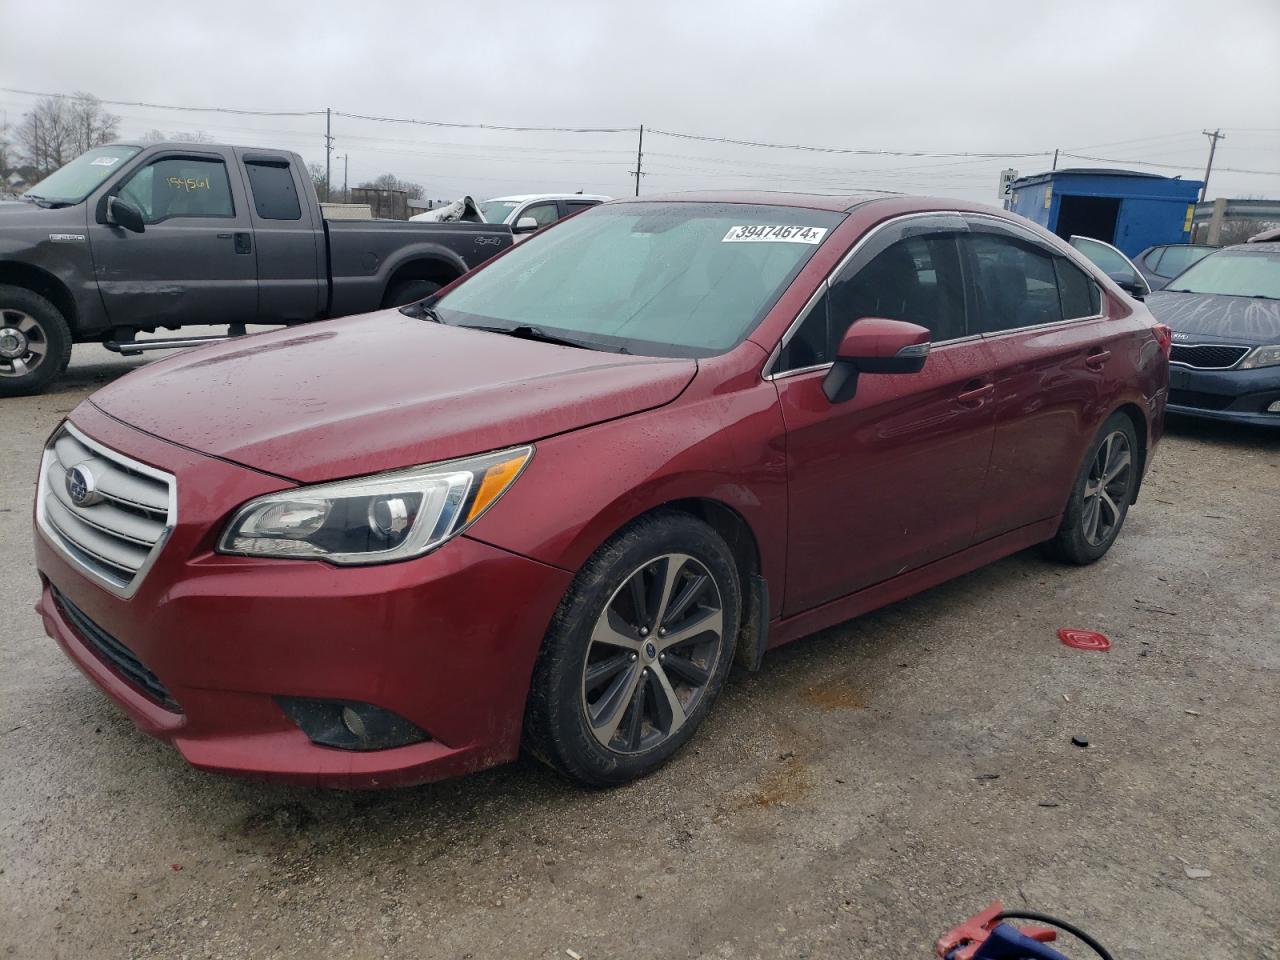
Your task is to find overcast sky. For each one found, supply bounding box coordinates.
[4,0,1278,204]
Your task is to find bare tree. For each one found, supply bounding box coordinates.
[307,161,328,199]
[15,93,119,177]
[359,173,424,200]
[138,128,214,144]
[65,92,120,155]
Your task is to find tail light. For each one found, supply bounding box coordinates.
[1153,323,1173,359]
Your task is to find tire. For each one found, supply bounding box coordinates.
[524,512,741,787]
[1044,412,1140,565]
[381,278,443,308]
[0,285,73,398]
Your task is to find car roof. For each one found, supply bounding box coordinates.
[485,194,612,203]
[606,190,1016,217]
[1226,240,1280,252]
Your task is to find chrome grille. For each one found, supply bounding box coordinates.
[1169,343,1251,369]
[37,424,176,598]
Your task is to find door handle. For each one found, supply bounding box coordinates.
[233,232,252,255]
[956,381,994,405]
[216,233,233,239]
[1086,348,1112,369]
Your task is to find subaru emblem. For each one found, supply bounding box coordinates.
[65,465,101,507]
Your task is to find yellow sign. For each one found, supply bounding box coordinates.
[167,176,211,192]
[1043,184,1053,210]
[1183,203,1195,233]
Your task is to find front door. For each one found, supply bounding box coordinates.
[963,217,1118,540]
[773,215,998,615]
[88,150,257,328]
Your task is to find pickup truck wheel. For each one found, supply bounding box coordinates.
[382,279,442,308]
[0,285,72,398]
[1043,412,1139,565]
[524,512,740,787]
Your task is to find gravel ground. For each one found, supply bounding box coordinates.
[1,345,1277,960]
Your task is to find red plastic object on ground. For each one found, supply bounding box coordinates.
[936,901,1057,960]
[1058,628,1111,651]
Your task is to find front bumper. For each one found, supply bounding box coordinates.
[1166,363,1280,427]
[34,403,572,788]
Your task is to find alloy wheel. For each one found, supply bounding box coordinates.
[1081,430,1132,546]
[0,309,49,379]
[581,553,725,754]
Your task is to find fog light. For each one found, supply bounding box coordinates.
[275,697,428,751]
[1267,400,1280,413]
[341,705,367,739]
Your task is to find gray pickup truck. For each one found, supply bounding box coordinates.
[0,142,514,395]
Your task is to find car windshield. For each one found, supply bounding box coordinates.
[480,199,522,223]
[435,201,844,357]
[1165,248,1280,299]
[25,144,141,203]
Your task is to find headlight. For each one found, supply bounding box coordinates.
[218,446,532,564]
[1238,344,1280,370]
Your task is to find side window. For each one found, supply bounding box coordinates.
[117,157,234,223]
[1146,246,1167,274]
[968,233,1063,333]
[1054,257,1102,319]
[244,161,301,220]
[565,200,599,215]
[776,290,831,371]
[522,202,561,228]
[1156,244,1213,278]
[829,233,968,343]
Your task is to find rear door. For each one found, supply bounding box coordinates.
[87,149,258,328]
[963,216,1117,540]
[240,153,325,322]
[774,214,999,614]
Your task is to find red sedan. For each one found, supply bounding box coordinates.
[33,193,1170,787]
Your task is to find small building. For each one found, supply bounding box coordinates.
[1007,168,1202,257]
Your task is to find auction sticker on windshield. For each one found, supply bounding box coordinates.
[722,225,828,244]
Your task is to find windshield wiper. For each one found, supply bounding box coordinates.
[462,324,598,350]
[400,300,442,322]
[20,193,72,209]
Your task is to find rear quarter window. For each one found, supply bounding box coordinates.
[244,161,302,221]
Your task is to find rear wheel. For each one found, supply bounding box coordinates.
[0,285,72,398]
[382,278,443,308]
[1044,413,1139,564]
[525,513,740,786]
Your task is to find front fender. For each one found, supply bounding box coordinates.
[464,351,789,620]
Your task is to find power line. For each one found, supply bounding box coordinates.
[334,110,632,135]
[1059,151,1278,176]
[0,85,324,117]
[646,127,1050,160]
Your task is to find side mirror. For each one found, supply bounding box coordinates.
[512,216,540,235]
[1107,270,1147,300]
[822,317,931,404]
[106,196,145,233]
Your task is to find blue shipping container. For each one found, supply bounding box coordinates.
[1007,168,1202,258]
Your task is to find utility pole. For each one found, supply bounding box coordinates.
[1199,129,1224,203]
[631,125,644,197]
[342,153,349,203]
[1051,148,1059,171]
[324,108,333,202]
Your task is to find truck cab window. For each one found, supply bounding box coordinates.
[118,157,234,223]
[245,161,302,220]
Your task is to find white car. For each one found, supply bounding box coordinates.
[477,194,611,240]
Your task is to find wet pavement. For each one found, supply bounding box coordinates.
[2,345,1277,959]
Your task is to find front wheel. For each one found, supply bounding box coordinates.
[1044,413,1139,564]
[0,285,73,398]
[524,512,741,787]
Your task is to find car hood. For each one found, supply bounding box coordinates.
[89,310,697,482]
[1145,289,1280,344]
